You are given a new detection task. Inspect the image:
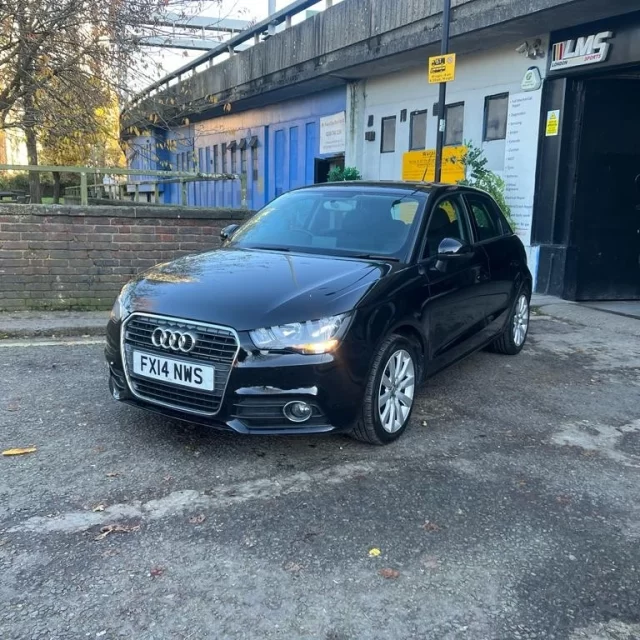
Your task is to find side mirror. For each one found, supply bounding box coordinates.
[437,237,469,256]
[220,224,240,243]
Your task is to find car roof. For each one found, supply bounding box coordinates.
[293,181,481,195]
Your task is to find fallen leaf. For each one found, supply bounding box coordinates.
[92,504,106,512]
[422,521,441,533]
[94,523,140,541]
[163,474,174,482]
[2,447,37,457]
[150,567,164,578]
[379,568,400,579]
[284,561,303,573]
[6,403,19,412]
[93,446,106,454]
[188,514,206,524]
[368,547,381,557]
[105,472,119,478]
[556,495,572,505]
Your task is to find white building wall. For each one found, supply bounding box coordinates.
[350,39,548,180]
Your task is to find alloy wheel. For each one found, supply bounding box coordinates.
[513,294,529,347]
[378,349,416,434]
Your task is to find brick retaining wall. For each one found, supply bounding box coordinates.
[0,204,251,311]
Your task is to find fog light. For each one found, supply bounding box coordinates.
[283,401,313,423]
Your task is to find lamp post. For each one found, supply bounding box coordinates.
[434,0,452,183]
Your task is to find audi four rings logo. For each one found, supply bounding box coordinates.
[151,328,197,353]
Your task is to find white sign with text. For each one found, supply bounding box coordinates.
[319,111,346,155]
[503,91,543,247]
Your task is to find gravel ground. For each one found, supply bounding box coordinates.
[0,305,639,640]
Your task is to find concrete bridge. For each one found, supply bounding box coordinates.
[122,0,635,130]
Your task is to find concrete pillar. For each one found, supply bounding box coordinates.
[345,80,366,174]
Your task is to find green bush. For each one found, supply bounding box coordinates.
[456,141,514,229]
[327,166,362,182]
[0,171,82,198]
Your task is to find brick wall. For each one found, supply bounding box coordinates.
[0,204,251,311]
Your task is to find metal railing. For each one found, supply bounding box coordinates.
[0,164,241,207]
[127,0,337,109]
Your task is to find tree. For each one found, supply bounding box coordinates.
[457,140,514,228]
[39,90,125,202]
[0,0,213,202]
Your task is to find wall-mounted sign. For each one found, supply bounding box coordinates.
[521,66,542,91]
[550,31,613,70]
[545,110,560,136]
[503,92,543,247]
[428,53,456,84]
[319,112,346,155]
[401,146,465,183]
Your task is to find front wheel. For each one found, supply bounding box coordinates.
[350,334,419,445]
[490,291,530,355]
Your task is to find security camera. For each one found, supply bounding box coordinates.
[515,42,528,54]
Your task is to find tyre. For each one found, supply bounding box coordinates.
[350,334,420,445]
[490,289,530,355]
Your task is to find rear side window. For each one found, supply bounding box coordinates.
[465,193,509,242]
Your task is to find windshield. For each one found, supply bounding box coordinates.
[229,188,427,261]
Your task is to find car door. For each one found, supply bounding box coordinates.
[418,193,491,373]
[463,192,521,333]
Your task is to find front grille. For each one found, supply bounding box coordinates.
[122,313,239,416]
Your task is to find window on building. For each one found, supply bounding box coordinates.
[484,93,509,141]
[213,145,219,173]
[252,145,259,181]
[381,116,397,153]
[205,147,212,173]
[241,147,247,175]
[409,110,427,150]
[444,103,464,146]
[231,148,237,174]
[221,143,227,173]
[464,193,509,242]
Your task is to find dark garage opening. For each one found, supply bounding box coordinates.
[573,73,640,300]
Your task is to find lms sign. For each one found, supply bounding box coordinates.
[550,31,613,69]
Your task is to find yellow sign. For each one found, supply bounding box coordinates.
[401,146,466,183]
[428,53,456,84]
[545,110,560,136]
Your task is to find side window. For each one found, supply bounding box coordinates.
[423,196,469,257]
[465,194,506,242]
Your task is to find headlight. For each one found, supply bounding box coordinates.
[109,284,133,323]
[250,314,349,354]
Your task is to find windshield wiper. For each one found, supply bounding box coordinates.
[353,254,400,262]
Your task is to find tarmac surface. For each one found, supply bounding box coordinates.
[1,302,639,639]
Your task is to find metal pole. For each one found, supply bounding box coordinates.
[267,0,277,37]
[80,172,88,206]
[434,0,452,183]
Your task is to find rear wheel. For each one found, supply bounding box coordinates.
[350,334,419,445]
[490,290,530,355]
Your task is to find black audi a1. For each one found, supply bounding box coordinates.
[106,182,532,444]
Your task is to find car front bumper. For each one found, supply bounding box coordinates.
[105,314,368,436]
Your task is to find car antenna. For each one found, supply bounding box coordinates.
[399,154,433,203]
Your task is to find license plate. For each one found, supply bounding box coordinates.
[132,351,214,391]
